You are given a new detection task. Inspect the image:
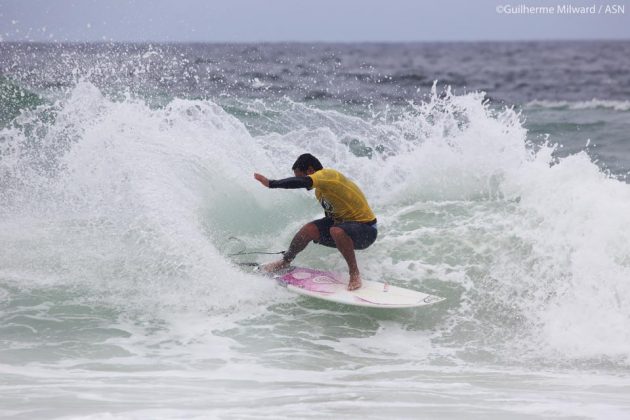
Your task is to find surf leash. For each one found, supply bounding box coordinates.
[225,236,285,268]
[225,236,285,257]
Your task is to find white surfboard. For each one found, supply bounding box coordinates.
[274,267,445,308]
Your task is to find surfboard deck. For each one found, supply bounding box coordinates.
[273,267,445,308]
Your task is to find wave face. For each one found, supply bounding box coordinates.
[1,43,630,418]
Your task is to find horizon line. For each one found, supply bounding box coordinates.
[2,38,629,45]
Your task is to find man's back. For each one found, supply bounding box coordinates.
[309,168,375,223]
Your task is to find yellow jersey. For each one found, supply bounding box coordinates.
[308,168,376,223]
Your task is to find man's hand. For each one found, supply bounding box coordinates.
[254,173,270,188]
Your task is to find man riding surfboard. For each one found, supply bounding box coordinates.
[254,153,377,291]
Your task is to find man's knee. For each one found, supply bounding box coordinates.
[329,226,346,239]
[300,223,320,241]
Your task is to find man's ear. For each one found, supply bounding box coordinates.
[306,167,315,175]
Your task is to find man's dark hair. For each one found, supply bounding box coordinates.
[292,153,323,172]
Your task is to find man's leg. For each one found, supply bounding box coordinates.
[329,226,361,291]
[262,222,320,272]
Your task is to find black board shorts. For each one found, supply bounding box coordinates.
[312,217,377,250]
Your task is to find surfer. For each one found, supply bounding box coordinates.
[254,154,377,291]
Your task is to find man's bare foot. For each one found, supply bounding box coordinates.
[347,272,362,291]
[261,259,290,273]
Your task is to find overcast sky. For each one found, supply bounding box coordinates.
[1,0,629,42]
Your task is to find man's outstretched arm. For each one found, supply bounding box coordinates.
[254,173,313,189]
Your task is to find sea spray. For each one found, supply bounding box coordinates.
[0,81,281,314]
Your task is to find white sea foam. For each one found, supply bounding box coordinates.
[0,81,283,315]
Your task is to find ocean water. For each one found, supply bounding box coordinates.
[1,42,630,419]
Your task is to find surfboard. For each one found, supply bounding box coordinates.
[274,267,445,308]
